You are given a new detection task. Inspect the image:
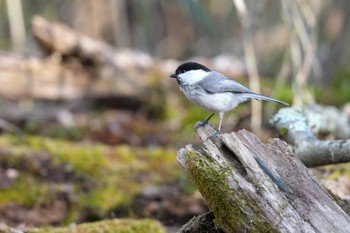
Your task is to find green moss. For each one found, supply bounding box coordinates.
[29,218,166,233]
[24,122,86,141]
[0,134,181,221]
[0,173,50,206]
[78,183,131,217]
[311,67,350,105]
[330,67,350,104]
[0,135,109,177]
[185,150,278,232]
[280,127,288,137]
[313,163,350,181]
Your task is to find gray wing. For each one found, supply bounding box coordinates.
[198,71,289,105]
[198,71,254,94]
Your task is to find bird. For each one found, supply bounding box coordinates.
[169,62,289,139]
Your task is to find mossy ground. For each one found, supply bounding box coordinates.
[0,218,166,233]
[312,163,350,181]
[0,134,181,223]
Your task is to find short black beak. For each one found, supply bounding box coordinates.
[170,74,177,78]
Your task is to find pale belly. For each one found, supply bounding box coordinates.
[181,86,248,113]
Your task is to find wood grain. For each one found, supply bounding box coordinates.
[177,123,350,232]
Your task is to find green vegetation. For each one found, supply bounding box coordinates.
[313,67,350,106]
[29,218,166,233]
[330,68,350,104]
[185,149,278,232]
[25,122,87,141]
[0,173,50,206]
[313,163,350,181]
[0,134,180,222]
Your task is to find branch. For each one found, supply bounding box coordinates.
[270,105,350,167]
[177,124,350,232]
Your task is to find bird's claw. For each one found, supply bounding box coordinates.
[207,130,221,140]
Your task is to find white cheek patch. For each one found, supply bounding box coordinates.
[178,70,209,85]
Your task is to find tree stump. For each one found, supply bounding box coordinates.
[177,123,350,232]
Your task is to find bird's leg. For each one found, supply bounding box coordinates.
[201,113,216,126]
[208,112,224,140]
[195,113,215,130]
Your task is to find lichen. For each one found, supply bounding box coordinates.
[185,149,278,232]
[29,218,166,233]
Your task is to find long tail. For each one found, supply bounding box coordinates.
[242,93,289,106]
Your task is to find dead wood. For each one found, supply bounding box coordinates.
[177,211,224,233]
[270,105,350,167]
[0,53,92,100]
[31,16,155,70]
[177,123,350,232]
[0,16,157,101]
[0,51,156,101]
[0,16,246,102]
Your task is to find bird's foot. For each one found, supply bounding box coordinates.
[194,120,214,130]
[208,130,221,140]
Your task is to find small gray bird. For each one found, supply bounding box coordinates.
[170,62,288,139]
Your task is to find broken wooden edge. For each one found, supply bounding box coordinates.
[270,106,350,167]
[177,123,350,232]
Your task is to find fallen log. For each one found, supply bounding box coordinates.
[177,124,350,232]
[0,53,93,100]
[0,16,245,101]
[0,16,158,101]
[270,105,350,167]
[0,50,156,101]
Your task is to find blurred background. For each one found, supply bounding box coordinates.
[0,0,349,232]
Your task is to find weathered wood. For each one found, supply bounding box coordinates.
[0,16,157,100]
[302,104,350,139]
[0,17,245,101]
[177,211,224,233]
[0,51,154,100]
[0,53,92,100]
[270,106,350,167]
[177,123,350,232]
[32,16,155,70]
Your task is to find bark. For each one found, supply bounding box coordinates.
[270,105,350,167]
[177,211,224,233]
[177,124,350,233]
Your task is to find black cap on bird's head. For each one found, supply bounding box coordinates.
[170,62,211,78]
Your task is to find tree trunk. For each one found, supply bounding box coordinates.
[177,124,350,232]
